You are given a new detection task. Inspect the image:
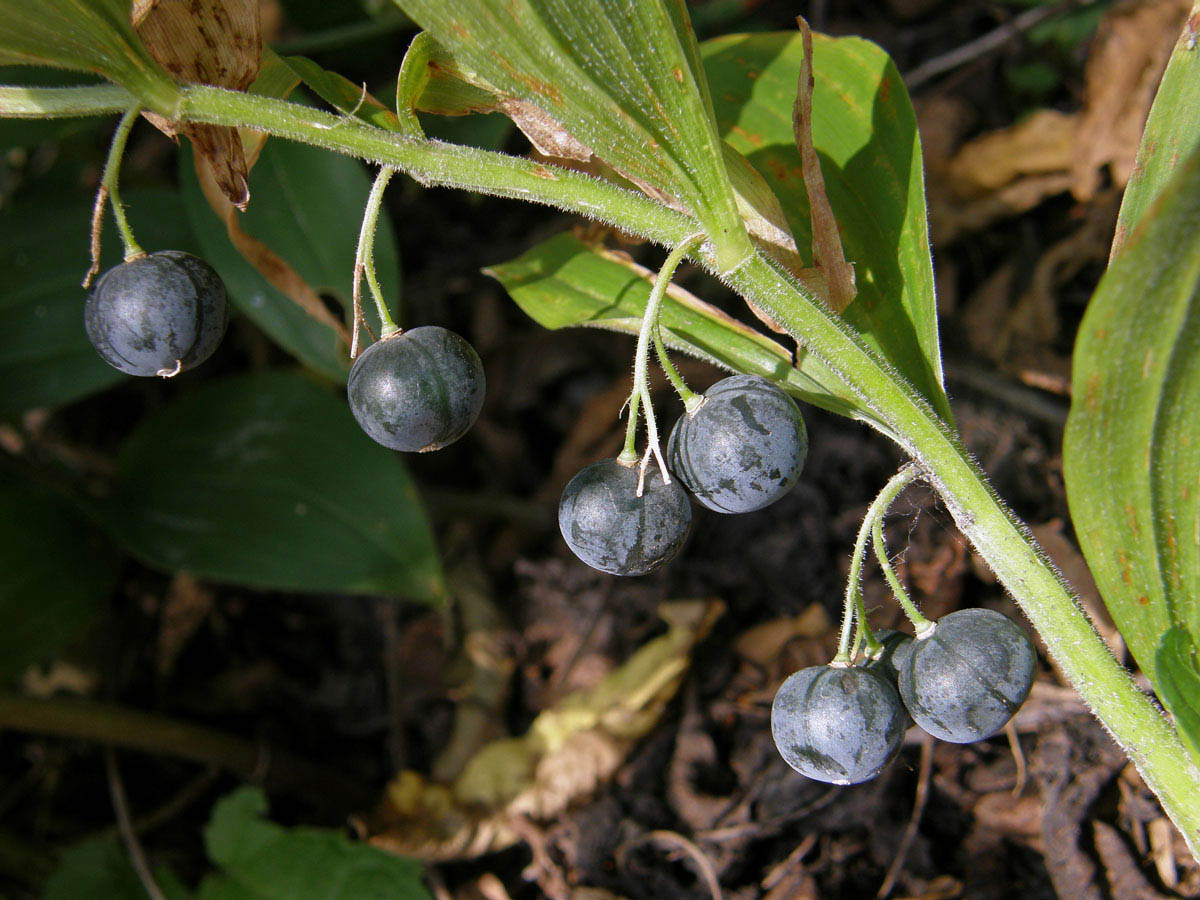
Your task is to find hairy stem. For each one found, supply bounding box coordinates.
[102,104,144,260]
[3,81,1199,857]
[834,464,921,665]
[873,507,933,636]
[355,166,400,342]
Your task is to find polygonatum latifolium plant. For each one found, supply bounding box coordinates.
[3,0,1200,862]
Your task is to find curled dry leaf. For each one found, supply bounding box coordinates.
[924,0,1189,244]
[361,600,723,861]
[193,151,353,347]
[791,15,856,314]
[132,0,261,208]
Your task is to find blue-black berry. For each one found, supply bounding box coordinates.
[771,664,907,785]
[558,458,691,576]
[85,251,229,377]
[347,326,485,452]
[895,608,1036,743]
[668,375,807,513]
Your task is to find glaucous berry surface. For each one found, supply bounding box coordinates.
[347,325,485,452]
[896,608,1036,743]
[667,374,807,513]
[863,629,914,684]
[771,664,907,785]
[84,250,229,377]
[558,458,692,576]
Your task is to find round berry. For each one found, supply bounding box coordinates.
[84,251,229,377]
[558,458,691,576]
[667,374,807,513]
[863,629,914,685]
[347,326,485,452]
[896,608,1036,743]
[771,664,907,785]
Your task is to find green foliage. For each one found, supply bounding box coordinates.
[393,0,754,272]
[179,137,400,381]
[488,232,869,424]
[0,0,178,115]
[700,31,950,421]
[1156,627,1200,770]
[43,836,188,900]
[97,372,446,603]
[1064,147,1200,694]
[43,790,431,900]
[1112,14,1200,255]
[0,479,119,679]
[0,188,198,418]
[197,788,432,900]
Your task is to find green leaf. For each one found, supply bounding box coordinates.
[198,788,432,900]
[1112,4,1200,256]
[179,136,401,381]
[487,232,877,426]
[1156,626,1200,771]
[392,0,753,273]
[1063,147,1200,684]
[700,31,952,422]
[98,372,445,604]
[0,479,119,679]
[43,837,188,900]
[0,0,179,116]
[0,188,197,418]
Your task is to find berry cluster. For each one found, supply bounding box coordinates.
[558,373,808,576]
[771,609,1036,785]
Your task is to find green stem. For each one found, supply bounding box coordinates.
[628,234,705,482]
[619,390,642,465]
[4,81,1200,858]
[873,507,933,636]
[103,104,144,260]
[653,325,701,410]
[355,166,400,341]
[834,464,921,664]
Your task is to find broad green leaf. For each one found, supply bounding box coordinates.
[43,837,188,900]
[0,479,119,679]
[1112,3,1200,256]
[487,232,878,427]
[98,372,445,604]
[180,137,400,381]
[0,188,197,418]
[1156,626,1200,771]
[1064,147,1200,684]
[198,788,432,900]
[392,0,753,273]
[0,0,179,116]
[700,32,952,422]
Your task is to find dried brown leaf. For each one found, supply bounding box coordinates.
[792,16,856,313]
[193,151,352,345]
[133,0,262,208]
[363,601,723,861]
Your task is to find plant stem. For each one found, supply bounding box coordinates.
[628,234,706,482]
[873,509,933,636]
[355,166,400,343]
[5,81,1200,857]
[102,104,144,260]
[619,390,642,465]
[834,464,921,664]
[653,325,701,410]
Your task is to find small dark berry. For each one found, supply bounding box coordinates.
[864,629,914,684]
[668,374,807,513]
[85,251,228,377]
[896,608,1036,743]
[771,664,907,784]
[558,458,691,576]
[347,326,485,452]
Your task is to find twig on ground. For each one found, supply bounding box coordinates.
[105,748,168,900]
[877,733,935,899]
